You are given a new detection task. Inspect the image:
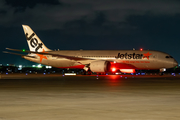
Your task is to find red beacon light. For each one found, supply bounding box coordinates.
[140,48,143,51]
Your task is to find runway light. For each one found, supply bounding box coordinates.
[140,48,143,51]
[22,49,25,52]
[64,73,76,75]
[172,73,175,76]
[141,73,145,75]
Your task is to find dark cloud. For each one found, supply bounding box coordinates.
[0,0,180,65]
[0,10,7,15]
[1,0,180,29]
[5,0,61,12]
[127,14,180,39]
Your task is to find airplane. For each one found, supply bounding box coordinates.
[4,25,178,75]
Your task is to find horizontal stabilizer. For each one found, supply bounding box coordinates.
[3,51,25,56]
[3,51,37,58]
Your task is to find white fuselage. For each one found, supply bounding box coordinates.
[24,50,177,70]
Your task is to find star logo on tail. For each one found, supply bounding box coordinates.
[36,49,48,62]
[143,52,152,60]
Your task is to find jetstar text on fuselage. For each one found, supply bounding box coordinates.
[115,53,151,60]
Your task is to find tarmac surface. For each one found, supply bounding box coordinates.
[0,73,180,120]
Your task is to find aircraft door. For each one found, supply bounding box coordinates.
[76,53,82,57]
[46,55,50,65]
[152,54,158,68]
[153,54,157,60]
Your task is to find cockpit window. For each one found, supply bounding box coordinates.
[165,56,173,58]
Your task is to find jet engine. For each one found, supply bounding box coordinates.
[89,61,111,72]
[89,61,136,73]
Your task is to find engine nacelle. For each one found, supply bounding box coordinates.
[90,61,111,73]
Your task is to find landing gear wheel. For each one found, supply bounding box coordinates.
[87,71,92,75]
[81,70,87,75]
[96,73,101,75]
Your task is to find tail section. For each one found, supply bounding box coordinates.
[22,25,51,52]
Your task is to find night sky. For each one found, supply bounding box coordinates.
[1,0,180,66]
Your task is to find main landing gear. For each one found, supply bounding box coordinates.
[81,70,92,75]
[81,66,92,75]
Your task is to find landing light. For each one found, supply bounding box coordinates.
[112,68,116,72]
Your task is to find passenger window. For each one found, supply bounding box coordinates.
[165,56,169,58]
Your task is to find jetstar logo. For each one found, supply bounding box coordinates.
[36,49,48,62]
[25,32,43,52]
[26,33,47,62]
[143,52,152,60]
[115,52,152,60]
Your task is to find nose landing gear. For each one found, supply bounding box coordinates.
[159,68,166,76]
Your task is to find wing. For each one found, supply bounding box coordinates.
[6,48,94,61]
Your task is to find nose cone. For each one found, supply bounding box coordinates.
[173,60,178,67]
